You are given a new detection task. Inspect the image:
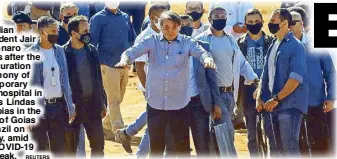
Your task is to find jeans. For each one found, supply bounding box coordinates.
[299,105,331,156]
[213,92,237,156]
[187,96,210,156]
[273,108,303,156]
[147,105,190,157]
[31,100,67,155]
[243,87,278,157]
[126,111,147,136]
[74,118,105,157]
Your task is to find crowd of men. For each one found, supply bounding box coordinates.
[7,0,336,158]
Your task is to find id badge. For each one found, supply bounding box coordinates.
[52,76,57,86]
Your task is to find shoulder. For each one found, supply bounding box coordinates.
[90,10,105,20]
[87,44,98,52]
[120,10,130,19]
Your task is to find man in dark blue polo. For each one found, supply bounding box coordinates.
[257,8,308,156]
[90,1,136,140]
[57,3,78,46]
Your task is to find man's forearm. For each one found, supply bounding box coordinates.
[277,78,300,100]
[135,62,147,88]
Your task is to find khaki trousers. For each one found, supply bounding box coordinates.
[100,65,128,136]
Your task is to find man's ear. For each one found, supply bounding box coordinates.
[208,17,212,24]
[59,14,63,20]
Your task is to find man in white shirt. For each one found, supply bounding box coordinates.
[209,0,253,39]
[185,1,209,38]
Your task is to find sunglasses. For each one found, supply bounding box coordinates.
[291,20,301,26]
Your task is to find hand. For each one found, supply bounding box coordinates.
[256,97,264,112]
[69,113,76,124]
[264,99,279,112]
[115,61,129,68]
[26,125,33,132]
[212,105,222,119]
[204,57,216,69]
[233,23,247,34]
[101,107,107,119]
[323,100,335,113]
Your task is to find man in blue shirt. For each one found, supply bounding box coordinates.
[290,11,336,155]
[57,3,78,46]
[90,1,136,140]
[115,11,215,157]
[237,9,277,157]
[257,8,308,156]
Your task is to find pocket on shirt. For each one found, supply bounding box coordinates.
[172,53,187,67]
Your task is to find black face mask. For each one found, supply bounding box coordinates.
[44,32,58,44]
[78,32,91,44]
[268,23,281,34]
[180,26,193,36]
[188,11,203,21]
[211,19,227,31]
[246,22,263,35]
[63,15,73,24]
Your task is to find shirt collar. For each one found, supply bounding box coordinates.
[194,22,205,32]
[205,28,229,37]
[301,33,308,45]
[283,32,293,42]
[104,7,121,15]
[159,33,182,43]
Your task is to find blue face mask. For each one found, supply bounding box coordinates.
[246,22,263,35]
[211,18,227,31]
[180,26,193,36]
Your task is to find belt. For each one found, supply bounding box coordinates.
[45,97,63,104]
[219,86,234,92]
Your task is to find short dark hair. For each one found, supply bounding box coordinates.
[244,9,263,23]
[209,6,226,17]
[159,11,181,26]
[273,8,293,27]
[186,1,203,9]
[148,3,168,16]
[288,6,308,27]
[180,14,193,22]
[151,1,171,10]
[68,15,88,35]
[37,16,58,30]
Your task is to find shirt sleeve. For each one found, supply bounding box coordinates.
[321,51,336,101]
[89,15,100,46]
[188,38,211,64]
[288,43,306,84]
[124,35,153,63]
[127,16,136,46]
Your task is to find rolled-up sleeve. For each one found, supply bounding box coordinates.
[124,35,152,63]
[289,43,306,84]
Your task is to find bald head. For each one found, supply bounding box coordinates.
[291,11,302,21]
[290,11,303,40]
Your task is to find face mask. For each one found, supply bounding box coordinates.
[268,22,281,34]
[63,15,73,24]
[211,19,227,31]
[43,31,58,44]
[106,2,120,9]
[78,32,91,44]
[180,26,193,36]
[246,22,263,35]
[188,11,203,21]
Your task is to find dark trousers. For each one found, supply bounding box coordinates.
[119,7,145,35]
[147,105,190,157]
[64,102,105,157]
[32,100,67,155]
[74,119,105,157]
[327,109,335,155]
[187,96,210,156]
[299,105,330,156]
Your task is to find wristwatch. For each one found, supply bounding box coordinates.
[272,95,281,103]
